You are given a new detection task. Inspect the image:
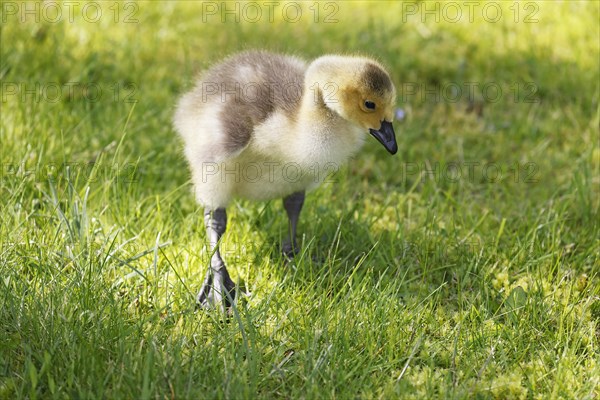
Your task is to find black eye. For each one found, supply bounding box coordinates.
[364,101,376,110]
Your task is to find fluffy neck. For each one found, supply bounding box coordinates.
[287,57,365,165]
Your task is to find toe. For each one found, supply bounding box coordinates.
[282,240,300,260]
[196,268,236,310]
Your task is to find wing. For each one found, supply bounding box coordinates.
[174,51,306,162]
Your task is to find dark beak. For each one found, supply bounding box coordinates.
[369,120,398,155]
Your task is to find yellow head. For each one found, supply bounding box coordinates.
[307,56,398,154]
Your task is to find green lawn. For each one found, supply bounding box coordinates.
[1,1,599,398]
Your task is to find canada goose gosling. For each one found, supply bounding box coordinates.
[174,51,398,310]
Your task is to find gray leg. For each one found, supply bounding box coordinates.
[197,208,236,311]
[282,191,305,259]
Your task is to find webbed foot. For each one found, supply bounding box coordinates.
[196,267,236,312]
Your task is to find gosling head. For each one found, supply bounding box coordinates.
[311,57,398,155]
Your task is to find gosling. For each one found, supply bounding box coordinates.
[174,50,398,310]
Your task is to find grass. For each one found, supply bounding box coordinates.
[1,1,599,398]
